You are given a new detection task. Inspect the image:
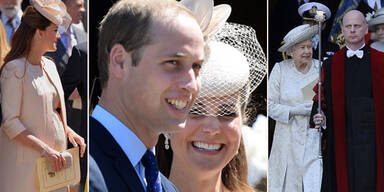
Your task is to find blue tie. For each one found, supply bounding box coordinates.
[6,18,16,34]
[141,150,162,192]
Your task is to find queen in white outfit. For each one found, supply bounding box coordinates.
[268,24,322,192]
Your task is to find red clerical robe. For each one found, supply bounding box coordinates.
[312,46,384,192]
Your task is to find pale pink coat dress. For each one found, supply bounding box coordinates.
[0,57,68,192]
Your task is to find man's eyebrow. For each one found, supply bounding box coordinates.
[163,52,187,58]
[163,52,204,62]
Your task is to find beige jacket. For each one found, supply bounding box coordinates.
[0,57,68,192]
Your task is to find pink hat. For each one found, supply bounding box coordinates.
[30,0,72,31]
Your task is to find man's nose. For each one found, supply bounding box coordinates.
[179,68,199,96]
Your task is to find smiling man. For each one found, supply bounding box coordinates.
[89,0,205,191]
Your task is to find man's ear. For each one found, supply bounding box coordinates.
[109,44,131,79]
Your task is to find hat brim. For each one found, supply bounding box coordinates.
[298,2,331,20]
[369,16,384,31]
[278,25,318,52]
[31,0,72,31]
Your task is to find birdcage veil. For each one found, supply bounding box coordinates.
[190,22,267,117]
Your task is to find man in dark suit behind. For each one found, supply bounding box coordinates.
[89,0,205,191]
[60,42,87,191]
[47,0,86,170]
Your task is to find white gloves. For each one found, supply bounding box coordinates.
[290,102,313,117]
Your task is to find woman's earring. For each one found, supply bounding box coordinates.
[164,133,170,150]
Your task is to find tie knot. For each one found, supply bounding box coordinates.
[141,150,157,169]
[7,18,16,29]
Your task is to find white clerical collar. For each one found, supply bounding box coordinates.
[346,43,365,51]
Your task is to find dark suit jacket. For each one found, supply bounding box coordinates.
[46,25,87,75]
[89,116,178,192]
[60,42,87,187]
[89,155,108,192]
[60,42,87,121]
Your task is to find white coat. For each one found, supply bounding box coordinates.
[268,59,322,192]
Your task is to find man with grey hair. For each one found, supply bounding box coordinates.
[0,0,22,42]
[312,9,384,192]
[89,0,205,191]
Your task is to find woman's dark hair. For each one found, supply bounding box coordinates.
[3,6,51,65]
[156,134,256,192]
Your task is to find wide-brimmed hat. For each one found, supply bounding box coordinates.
[180,0,231,41]
[367,8,384,31]
[298,2,331,21]
[278,24,318,52]
[29,0,71,31]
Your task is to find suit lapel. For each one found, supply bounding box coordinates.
[113,154,146,192]
[57,39,68,58]
[90,117,145,192]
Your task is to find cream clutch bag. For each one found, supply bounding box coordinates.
[45,151,73,172]
[36,147,81,192]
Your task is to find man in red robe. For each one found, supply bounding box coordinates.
[311,10,384,192]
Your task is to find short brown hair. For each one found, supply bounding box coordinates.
[97,0,194,89]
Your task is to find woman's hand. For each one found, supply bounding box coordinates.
[67,130,86,158]
[44,146,66,172]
